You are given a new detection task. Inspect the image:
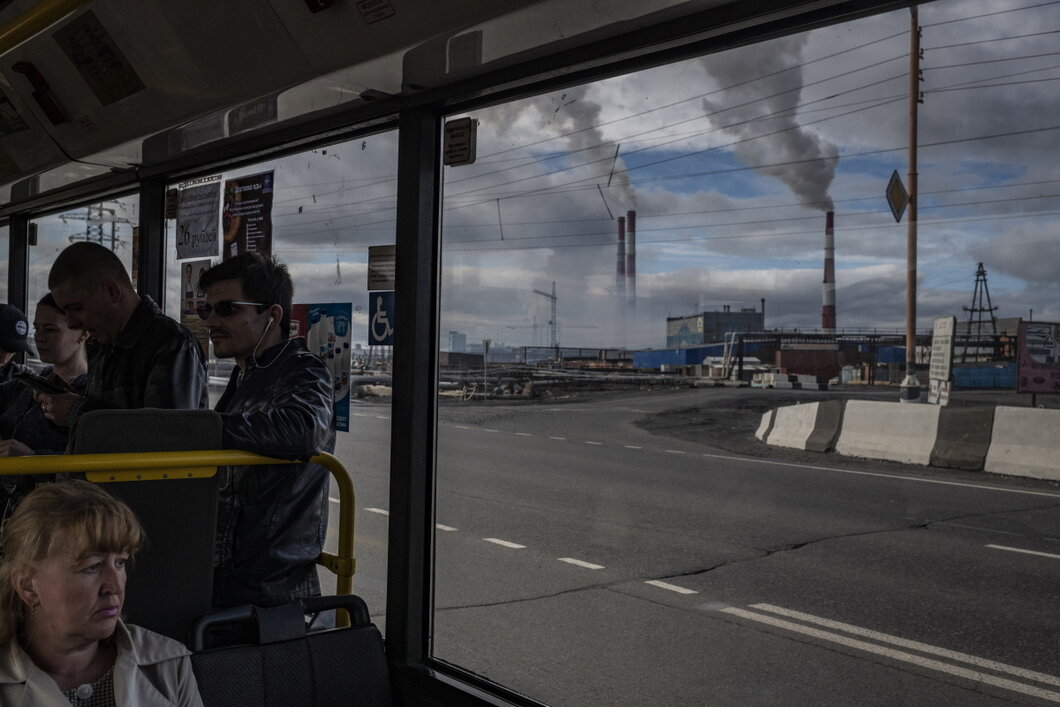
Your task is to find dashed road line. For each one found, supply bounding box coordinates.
[558,557,605,570]
[721,606,1060,702]
[549,436,566,440]
[484,538,525,549]
[483,428,499,433]
[328,496,340,504]
[436,524,458,532]
[515,432,533,436]
[665,449,687,455]
[624,445,642,449]
[454,425,470,429]
[645,580,698,595]
[987,544,1060,561]
[586,441,603,446]
[365,507,389,516]
[750,603,1060,688]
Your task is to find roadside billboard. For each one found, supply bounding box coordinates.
[1016,320,1060,394]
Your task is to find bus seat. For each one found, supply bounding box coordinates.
[68,408,223,643]
[190,595,392,707]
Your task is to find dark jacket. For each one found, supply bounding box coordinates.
[213,338,336,608]
[0,367,88,455]
[74,296,207,424]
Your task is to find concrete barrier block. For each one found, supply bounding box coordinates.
[765,402,820,450]
[835,400,940,465]
[984,406,1060,480]
[929,406,994,470]
[755,409,775,442]
[806,399,845,452]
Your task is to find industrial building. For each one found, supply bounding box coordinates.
[666,305,765,348]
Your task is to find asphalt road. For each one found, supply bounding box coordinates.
[322,387,1060,706]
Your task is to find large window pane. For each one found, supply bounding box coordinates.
[163,131,398,617]
[433,2,1060,704]
[28,196,140,366]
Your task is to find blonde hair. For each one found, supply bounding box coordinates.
[0,480,142,644]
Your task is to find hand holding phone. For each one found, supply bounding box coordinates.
[15,371,72,396]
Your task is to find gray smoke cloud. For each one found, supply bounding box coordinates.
[484,85,637,210]
[701,34,837,211]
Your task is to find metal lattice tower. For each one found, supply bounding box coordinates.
[959,262,998,363]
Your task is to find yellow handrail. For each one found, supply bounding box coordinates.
[0,449,356,618]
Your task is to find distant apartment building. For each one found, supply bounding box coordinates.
[666,306,764,348]
[448,330,467,352]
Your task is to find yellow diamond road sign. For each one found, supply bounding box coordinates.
[886,170,909,223]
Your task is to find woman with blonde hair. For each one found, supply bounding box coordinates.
[0,480,203,705]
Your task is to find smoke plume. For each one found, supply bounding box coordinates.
[701,35,837,211]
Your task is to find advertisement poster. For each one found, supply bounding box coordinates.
[179,258,212,359]
[1017,320,1060,394]
[291,302,351,433]
[222,171,274,260]
[175,179,220,259]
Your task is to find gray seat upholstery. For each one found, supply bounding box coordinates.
[69,408,223,643]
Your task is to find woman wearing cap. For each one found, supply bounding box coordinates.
[0,303,33,385]
[0,480,204,706]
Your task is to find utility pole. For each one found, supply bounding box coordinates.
[900,6,923,403]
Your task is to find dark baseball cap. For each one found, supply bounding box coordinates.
[0,304,34,356]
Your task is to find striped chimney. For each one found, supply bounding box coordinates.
[822,210,836,333]
[625,210,636,303]
[616,216,626,296]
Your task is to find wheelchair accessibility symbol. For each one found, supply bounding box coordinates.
[369,291,395,345]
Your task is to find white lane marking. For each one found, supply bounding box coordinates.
[328,497,340,504]
[625,445,642,449]
[375,415,389,420]
[454,425,470,429]
[515,432,532,436]
[751,603,1060,688]
[665,449,687,455]
[483,538,525,549]
[483,428,499,433]
[586,441,603,445]
[365,507,389,516]
[987,544,1060,561]
[549,436,566,440]
[558,557,605,570]
[645,580,698,595]
[435,524,458,532]
[699,451,1060,499]
[939,522,1022,537]
[722,607,1060,703]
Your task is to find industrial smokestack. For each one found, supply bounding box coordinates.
[625,210,636,303]
[616,216,626,297]
[822,210,836,333]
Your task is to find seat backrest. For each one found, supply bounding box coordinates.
[191,595,392,707]
[68,408,223,643]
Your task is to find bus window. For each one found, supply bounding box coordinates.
[433,1,1059,703]
[27,196,140,355]
[162,130,398,618]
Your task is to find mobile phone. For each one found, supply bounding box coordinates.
[14,371,72,396]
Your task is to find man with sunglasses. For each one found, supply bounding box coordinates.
[39,242,208,427]
[198,252,335,609]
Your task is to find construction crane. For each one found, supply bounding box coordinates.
[532,281,558,350]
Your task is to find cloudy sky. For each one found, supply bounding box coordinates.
[26,0,1060,351]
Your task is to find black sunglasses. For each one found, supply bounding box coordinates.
[196,300,265,320]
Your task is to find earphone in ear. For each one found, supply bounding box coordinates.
[263,317,274,333]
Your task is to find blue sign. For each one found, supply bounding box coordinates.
[369,291,395,346]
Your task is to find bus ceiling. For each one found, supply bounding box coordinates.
[0,0,913,211]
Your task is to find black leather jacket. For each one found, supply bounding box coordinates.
[75,296,208,422]
[213,338,336,608]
